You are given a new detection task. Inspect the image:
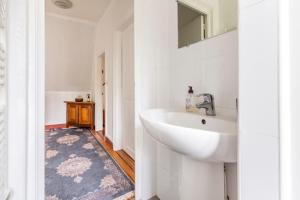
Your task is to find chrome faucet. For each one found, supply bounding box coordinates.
[196,93,216,116]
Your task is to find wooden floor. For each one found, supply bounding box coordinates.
[45,124,66,131]
[91,130,135,182]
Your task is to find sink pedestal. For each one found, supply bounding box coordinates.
[179,158,224,200]
[139,109,237,200]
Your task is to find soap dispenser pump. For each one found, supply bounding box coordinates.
[186,86,195,112]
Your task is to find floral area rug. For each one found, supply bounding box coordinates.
[45,128,134,200]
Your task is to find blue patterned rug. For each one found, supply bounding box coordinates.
[45,128,134,200]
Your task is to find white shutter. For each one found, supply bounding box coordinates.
[0,0,9,199]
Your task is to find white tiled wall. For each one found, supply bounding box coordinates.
[171,30,238,111]
[239,0,280,200]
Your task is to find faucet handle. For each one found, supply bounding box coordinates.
[196,93,214,102]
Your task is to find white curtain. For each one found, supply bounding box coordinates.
[0,0,9,199]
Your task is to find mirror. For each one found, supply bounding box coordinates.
[177,0,237,48]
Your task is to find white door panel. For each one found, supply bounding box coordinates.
[121,24,135,158]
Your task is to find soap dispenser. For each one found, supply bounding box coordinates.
[186,86,196,112]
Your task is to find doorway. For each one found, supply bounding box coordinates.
[95,53,107,136]
[8,0,136,199]
[99,53,106,135]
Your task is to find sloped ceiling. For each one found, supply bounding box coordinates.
[46,0,111,22]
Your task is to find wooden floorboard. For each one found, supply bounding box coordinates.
[116,150,135,170]
[45,124,66,131]
[91,130,135,183]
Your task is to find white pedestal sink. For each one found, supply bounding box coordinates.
[139,109,237,200]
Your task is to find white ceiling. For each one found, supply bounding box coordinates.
[46,0,111,22]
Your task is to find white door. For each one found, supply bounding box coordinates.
[0,0,9,198]
[121,24,135,158]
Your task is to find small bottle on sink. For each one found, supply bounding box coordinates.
[186,86,197,112]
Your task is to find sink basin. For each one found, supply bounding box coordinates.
[139,109,237,163]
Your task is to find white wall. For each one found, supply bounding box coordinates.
[45,91,91,125]
[45,14,94,125]
[135,0,174,198]
[136,0,238,199]
[281,0,300,199]
[239,0,280,200]
[93,0,133,140]
[290,1,300,198]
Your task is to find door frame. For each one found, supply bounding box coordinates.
[7,0,45,199]
[9,3,133,199]
[9,1,134,199]
[120,23,135,158]
[112,15,134,151]
[95,53,107,134]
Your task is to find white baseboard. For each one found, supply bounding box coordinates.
[106,134,113,143]
[124,147,135,160]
